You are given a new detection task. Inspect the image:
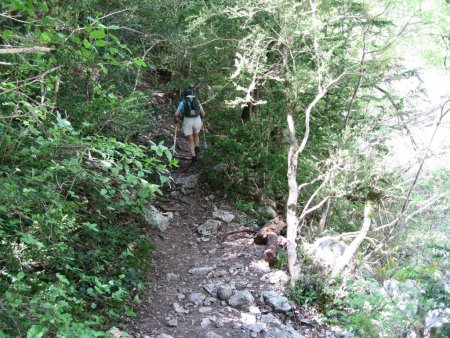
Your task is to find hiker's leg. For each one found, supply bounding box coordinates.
[186,134,196,157]
[193,132,200,147]
[193,116,202,153]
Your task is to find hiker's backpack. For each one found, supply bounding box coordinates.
[182,96,201,118]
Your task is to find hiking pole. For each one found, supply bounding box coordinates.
[172,125,178,155]
[202,127,208,149]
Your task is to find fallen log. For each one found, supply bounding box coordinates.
[254,217,286,264]
[263,233,278,264]
[254,217,286,245]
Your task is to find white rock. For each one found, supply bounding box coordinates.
[156,334,174,338]
[248,322,267,333]
[308,238,347,268]
[199,307,213,313]
[143,205,173,232]
[382,279,420,318]
[424,308,450,337]
[197,219,222,236]
[261,270,289,285]
[109,327,122,338]
[201,317,211,328]
[212,210,235,223]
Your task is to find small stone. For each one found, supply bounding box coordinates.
[218,285,234,301]
[201,317,211,328]
[212,210,235,223]
[199,307,213,313]
[203,283,218,296]
[188,266,215,275]
[170,191,179,198]
[166,273,180,282]
[205,332,223,338]
[213,317,225,328]
[228,290,254,310]
[197,219,222,236]
[156,335,174,338]
[188,292,206,305]
[165,318,178,327]
[250,333,258,338]
[173,302,188,314]
[213,269,227,278]
[174,174,199,189]
[177,293,186,301]
[209,248,217,254]
[232,321,242,329]
[247,323,267,333]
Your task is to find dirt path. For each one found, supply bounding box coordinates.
[117,128,341,338]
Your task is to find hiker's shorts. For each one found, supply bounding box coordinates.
[182,116,202,136]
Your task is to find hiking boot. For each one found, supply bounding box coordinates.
[195,146,200,155]
[192,155,198,164]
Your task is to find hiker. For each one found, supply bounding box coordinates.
[174,89,206,163]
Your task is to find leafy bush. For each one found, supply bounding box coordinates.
[0,110,174,336]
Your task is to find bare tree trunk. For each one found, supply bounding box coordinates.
[332,199,374,277]
[319,198,331,234]
[286,108,300,285]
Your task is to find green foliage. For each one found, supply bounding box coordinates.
[0,1,176,335]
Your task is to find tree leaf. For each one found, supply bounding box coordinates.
[95,40,107,47]
[26,325,46,338]
[89,30,106,39]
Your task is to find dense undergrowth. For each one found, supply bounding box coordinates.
[0,1,176,335]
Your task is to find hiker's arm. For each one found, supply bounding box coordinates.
[200,106,206,119]
[174,109,181,122]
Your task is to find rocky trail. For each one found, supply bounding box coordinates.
[111,126,346,338]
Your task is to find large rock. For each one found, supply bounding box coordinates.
[257,206,277,219]
[262,290,292,313]
[174,174,199,189]
[143,205,173,232]
[309,238,347,267]
[424,308,450,337]
[197,219,222,236]
[212,210,235,223]
[228,290,254,309]
[382,279,420,318]
[264,325,304,338]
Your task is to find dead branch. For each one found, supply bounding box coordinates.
[0,47,53,54]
